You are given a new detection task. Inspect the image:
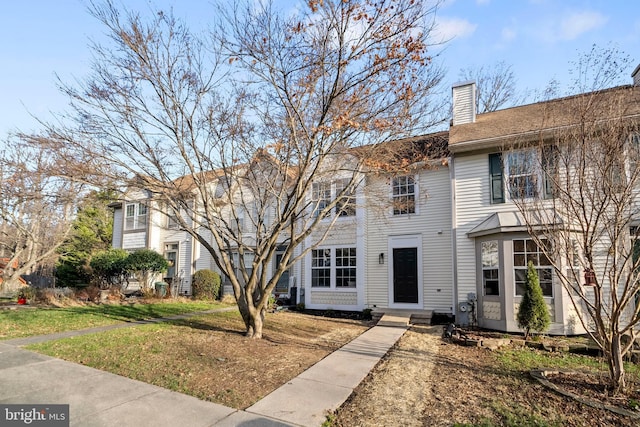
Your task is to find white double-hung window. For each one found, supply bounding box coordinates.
[489,147,556,203]
[125,202,148,230]
[312,179,356,218]
[392,175,416,215]
[311,182,331,218]
[513,238,553,297]
[482,241,499,296]
[311,247,357,289]
[507,150,539,199]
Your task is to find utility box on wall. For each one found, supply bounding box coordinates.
[457,302,471,326]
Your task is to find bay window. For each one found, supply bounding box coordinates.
[513,238,553,297]
[482,241,499,296]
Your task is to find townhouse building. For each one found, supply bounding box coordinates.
[111,67,640,334]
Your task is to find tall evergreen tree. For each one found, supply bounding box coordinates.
[56,190,115,287]
[517,261,551,339]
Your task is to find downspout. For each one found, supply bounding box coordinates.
[449,156,459,318]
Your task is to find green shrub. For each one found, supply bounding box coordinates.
[192,269,221,300]
[125,249,168,290]
[90,248,129,289]
[517,260,551,339]
[268,294,277,310]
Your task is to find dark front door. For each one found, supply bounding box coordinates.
[393,247,418,303]
[274,253,290,294]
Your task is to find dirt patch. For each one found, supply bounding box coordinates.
[333,326,639,426]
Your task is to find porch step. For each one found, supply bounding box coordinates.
[377,314,411,327]
[409,312,432,325]
[372,310,433,326]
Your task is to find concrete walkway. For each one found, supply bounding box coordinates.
[0,309,408,427]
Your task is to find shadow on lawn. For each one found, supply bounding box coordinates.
[165,317,247,337]
[58,304,215,323]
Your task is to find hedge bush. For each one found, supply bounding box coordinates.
[192,269,221,300]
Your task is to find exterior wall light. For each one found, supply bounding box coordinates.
[584,268,596,286]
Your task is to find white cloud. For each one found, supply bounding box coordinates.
[501,27,516,42]
[434,17,477,43]
[559,11,608,40]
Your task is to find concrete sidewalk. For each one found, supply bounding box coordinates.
[246,325,407,426]
[0,311,408,426]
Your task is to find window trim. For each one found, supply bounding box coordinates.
[335,178,356,217]
[310,247,357,290]
[489,153,505,204]
[391,175,417,216]
[311,181,332,218]
[311,248,331,288]
[311,180,357,219]
[489,147,557,204]
[124,202,148,231]
[335,247,357,288]
[481,240,500,296]
[165,205,179,229]
[506,150,539,200]
[513,238,553,298]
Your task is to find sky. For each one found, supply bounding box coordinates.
[0,0,639,138]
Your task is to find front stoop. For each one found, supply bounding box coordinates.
[377,314,411,327]
[374,310,433,327]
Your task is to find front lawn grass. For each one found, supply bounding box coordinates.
[495,345,640,377]
[0,300,227,340]
[28,311,369,409]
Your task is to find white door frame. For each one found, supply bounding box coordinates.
[388,234,423,308]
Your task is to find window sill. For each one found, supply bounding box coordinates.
[391,212,418,218]
[123,228,147,233]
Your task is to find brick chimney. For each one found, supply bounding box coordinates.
[452,81,476,126]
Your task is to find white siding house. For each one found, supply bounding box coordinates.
[363,163,453,315]
[449,80,640,335]
[111,190,196,295]
[297,133,453,317]
[109,70,640,336]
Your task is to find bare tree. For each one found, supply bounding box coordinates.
[40,0,446,338]
[0,137,87,292]
[458,61,526,113]
[510,47,640,394]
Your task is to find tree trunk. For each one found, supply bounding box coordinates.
[609,334,626,395]
[234,285,265,339]
[249,310,264,339]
